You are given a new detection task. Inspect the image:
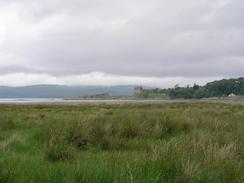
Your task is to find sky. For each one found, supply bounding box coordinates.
[0,0,243,87]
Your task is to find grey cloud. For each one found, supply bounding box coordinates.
[0,66,38,74]
[0,0,243,79]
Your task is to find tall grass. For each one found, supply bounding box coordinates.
[0,103,243,182]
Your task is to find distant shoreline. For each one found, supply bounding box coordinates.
[0,98,243,106]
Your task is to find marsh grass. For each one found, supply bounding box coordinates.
[0,103,243,182]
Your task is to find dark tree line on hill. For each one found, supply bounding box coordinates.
[168,78,244,99]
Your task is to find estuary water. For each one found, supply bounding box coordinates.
[0,98,64,103]
[0,98,243,105]
[0,98,191,104]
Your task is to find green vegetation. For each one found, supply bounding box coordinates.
[0,103,243,183]
[135,77,244,99]
[75,93,133,100]
[134,88,168,99]
[169,77,244,99]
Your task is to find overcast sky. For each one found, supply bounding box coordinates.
[0,0,243,87]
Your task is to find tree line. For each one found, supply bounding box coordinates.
[167,77,244,99]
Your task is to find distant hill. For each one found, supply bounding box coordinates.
[0,85,135,98]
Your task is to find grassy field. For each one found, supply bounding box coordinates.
[0,103,243,183]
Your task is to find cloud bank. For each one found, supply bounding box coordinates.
[0,0,243,87]
[0,72,222,88]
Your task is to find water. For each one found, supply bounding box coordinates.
[0,98,64,103]
[0,98,178,104]
[0,98,243,105]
